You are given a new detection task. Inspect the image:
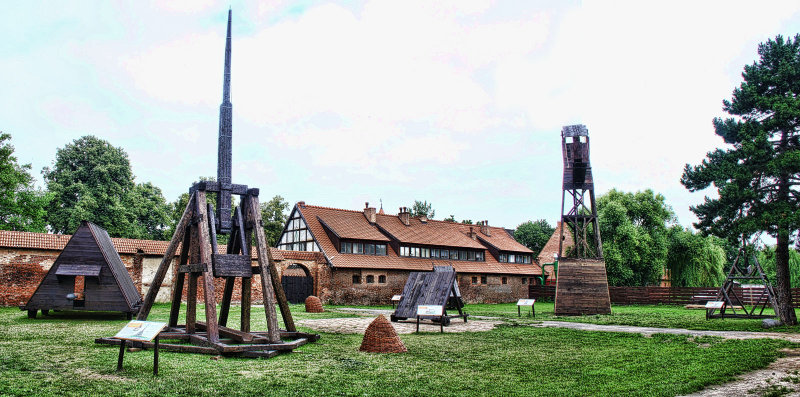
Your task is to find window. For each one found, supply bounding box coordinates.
[378,275,386,283]
[366,275,375,284]
[342,241,387,256]
[508,254,516,263]
[472,276,478,284]
[481,275,487,284]
[277,212,318,252]
[499,254,508,263]
[352,275,361,284]
[522,277,527,284]
[502,277,507,285]
[467,251,476,261]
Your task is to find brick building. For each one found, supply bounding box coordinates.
[275,202,541,304]
[1,203,545,307]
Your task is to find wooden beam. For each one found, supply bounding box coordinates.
[137,193,194,320]
[195,191,220,343]
[246,194,281,343]
[186,273,198,334]
[219,277,235,327]
[169,225,192,327]
[178,263,208,273]
[241,277,251,332]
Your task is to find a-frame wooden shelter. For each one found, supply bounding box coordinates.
[22,221,142,319]
[391,265,467,326]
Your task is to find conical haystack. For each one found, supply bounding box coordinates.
[304,296,324,313]
[359,315,406,353]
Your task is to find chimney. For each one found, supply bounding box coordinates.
[297,201,306,208]
[468,226,477,240]
[480,220,491,236]
[399,207,410,226]
[363,202,376,224]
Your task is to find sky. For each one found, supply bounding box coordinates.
[3,0,800,231]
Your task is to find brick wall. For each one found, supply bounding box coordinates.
[0,248,144,307]
[458,274,530,303]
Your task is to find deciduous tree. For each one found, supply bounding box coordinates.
[410,200,435,219]
[681,35,800,324]
[43,135,169,239]
[0,133,49,232]
[597,189,674,286]
[514,219,555,255]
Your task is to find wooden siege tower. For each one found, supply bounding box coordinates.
[96,10,318,357]
[554,125,611,315]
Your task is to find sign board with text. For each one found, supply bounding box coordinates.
[391,295,402,302]
[113,320,167,342]
[417,305,444,316]
[517,299,536,306]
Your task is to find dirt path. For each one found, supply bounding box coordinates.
[298,316,502,334]
[533,321,800,342]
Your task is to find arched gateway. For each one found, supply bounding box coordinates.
[282,264,314,303]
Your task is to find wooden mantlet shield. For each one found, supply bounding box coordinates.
[22,221,142,319]
[391,265,467,325]
[95,10,318,357]
[554,125,611,315]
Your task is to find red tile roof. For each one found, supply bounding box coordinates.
[0,229,282,260]
[535,222,573,276]
[314,207,389,241]
[295,204,540,275]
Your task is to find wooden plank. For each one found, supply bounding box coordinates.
[178,263,208,273]
[55,264,102,276]
[196,321,253,343]
[212,254,252,277]
[195,191,220,343]
[246,194,281,343]
[138,194,194,320]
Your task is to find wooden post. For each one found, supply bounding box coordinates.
[219,277,235,327]
[153,334,159,376]
[246,193,280,343]
[195,191,220,343]
[186,273,198,334]
[169,226,192,327]
[241,277,251,333]
[117,340,126,371]
[138,194,195,320]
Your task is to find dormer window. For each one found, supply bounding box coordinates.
[341,241,387,256]
[499,253,532,263]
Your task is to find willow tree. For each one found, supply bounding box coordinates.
[681,35,800,324]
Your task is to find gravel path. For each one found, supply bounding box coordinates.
[298,316,502,334]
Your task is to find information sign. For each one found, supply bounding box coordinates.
[417,305,444,316]
[517,299,536,306]
[113,320,167,342]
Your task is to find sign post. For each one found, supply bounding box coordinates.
[391,295,402,309]
[517,299,536,318]
[113,320,167,375]
[416,305,445,333]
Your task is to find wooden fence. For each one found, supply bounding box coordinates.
[529,285,800,306]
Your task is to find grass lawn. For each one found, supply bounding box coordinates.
[0,303,797,396]
[343,302,800,333]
